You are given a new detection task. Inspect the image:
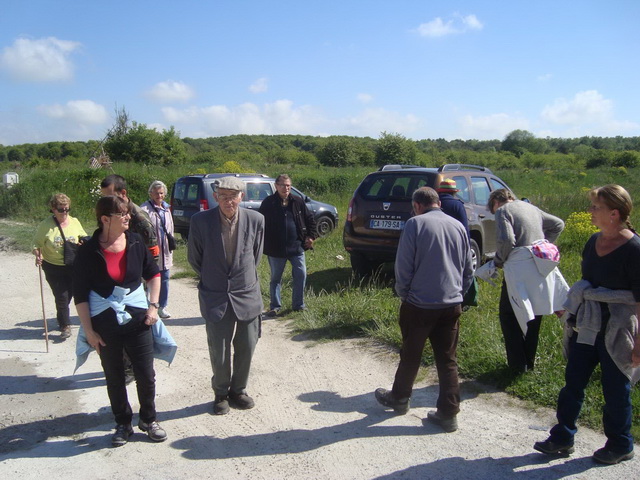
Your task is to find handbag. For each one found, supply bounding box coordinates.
[150,202,176,252]
[53,216,79,266]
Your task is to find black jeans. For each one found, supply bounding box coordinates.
[392,302,462,417]
[41,261,73,329]
[499,280,542,372]
[92,311,156,425]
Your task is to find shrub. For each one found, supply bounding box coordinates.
[557,211,598,253]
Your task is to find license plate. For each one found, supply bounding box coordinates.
[370,219,404,230]
[173,210,184,216]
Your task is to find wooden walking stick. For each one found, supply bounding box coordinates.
[38,263,49,353]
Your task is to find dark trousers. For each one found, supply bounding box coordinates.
[549,334,633,454]
[392,302,462,417]
[499,281,542,372]
[41,261,73,329]
[93,314,156,425]
[205,305,260,397]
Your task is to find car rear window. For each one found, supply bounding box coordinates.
[172,179,202,207]
[358,173,437,200]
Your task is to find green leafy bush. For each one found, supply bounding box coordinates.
[557,211,599,253]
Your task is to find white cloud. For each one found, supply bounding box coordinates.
[249,77,268,94]
[541,90,613,125]
[416,13,483,38]
[537,73,553,82]
[357,93,373,104]
[38,100,109,124]
[162,100,324,137]
[457,113,529,140]
[161,100,421,139]
[145,80,195,103]
[0,37,81,82]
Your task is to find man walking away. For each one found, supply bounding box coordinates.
[375,187,473,432]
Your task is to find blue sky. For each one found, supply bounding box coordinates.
[1,0,639,146]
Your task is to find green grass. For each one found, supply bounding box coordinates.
[3,162,640,439]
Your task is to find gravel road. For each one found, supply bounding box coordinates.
[0,250,637,479]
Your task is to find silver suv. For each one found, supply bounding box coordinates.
[343,164,512,275]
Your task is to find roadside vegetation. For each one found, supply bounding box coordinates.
[2,126,640,439]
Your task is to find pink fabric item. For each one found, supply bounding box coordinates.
[531,239,560,262]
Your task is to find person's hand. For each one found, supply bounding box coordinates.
[554,310,566,318]
[33,249,43,266]
[632,337,640,367]
[145,305,159,326]
[304,237,315,250]
[86,330,106,355]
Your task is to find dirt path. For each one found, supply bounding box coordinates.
[0,251,636,479]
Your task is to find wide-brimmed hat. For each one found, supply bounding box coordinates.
[436,178,459,193]
[215,176,245,192]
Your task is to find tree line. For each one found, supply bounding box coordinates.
[1,122,640,171]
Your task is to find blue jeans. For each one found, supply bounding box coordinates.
[549,333,633,453]
[159,269,170,308]
[268,254,307,311]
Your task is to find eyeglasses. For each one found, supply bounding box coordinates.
[276,183,292,188]
[55,207,70,213]
[110,212,130,218]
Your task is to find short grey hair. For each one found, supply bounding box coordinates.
[148,180,168,195]
[412,186,440,207]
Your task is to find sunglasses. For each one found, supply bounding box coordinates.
[55,207,70,213]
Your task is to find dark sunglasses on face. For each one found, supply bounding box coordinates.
[55,207,70,213]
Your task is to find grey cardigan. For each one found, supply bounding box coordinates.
[188,206,264,322]
[563,279,640,384]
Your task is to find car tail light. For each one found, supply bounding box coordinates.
[346,197,355,222]
[199,199,208,211]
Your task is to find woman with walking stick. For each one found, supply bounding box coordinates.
[32,193,87,339]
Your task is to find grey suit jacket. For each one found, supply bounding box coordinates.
[188,206,264,322]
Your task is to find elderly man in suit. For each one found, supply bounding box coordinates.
[188,177,265,415]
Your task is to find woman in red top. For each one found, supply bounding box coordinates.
[74,196,167,447]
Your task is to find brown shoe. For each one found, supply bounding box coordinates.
[60,326,72,339]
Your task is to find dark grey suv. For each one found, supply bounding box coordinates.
[171,173,339,239]
[343,164,511,275]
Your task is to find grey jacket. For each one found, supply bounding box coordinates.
[188,207,264,322]
[494,200,564,267]
[394,208,473,309]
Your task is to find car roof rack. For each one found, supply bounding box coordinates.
[378,164,422,171]
[438,164,493,174]
[204,173,270,179]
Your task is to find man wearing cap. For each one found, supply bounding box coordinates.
[375,187,473,432]
[188,176,265,415]
[436,178,469,236]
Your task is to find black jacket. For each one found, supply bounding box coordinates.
[259,192,317,257]
[73,229,160,306]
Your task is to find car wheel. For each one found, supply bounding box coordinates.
[315,215,334,237]
[470,239,481,272]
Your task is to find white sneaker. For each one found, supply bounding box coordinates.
[158,307,171,319]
